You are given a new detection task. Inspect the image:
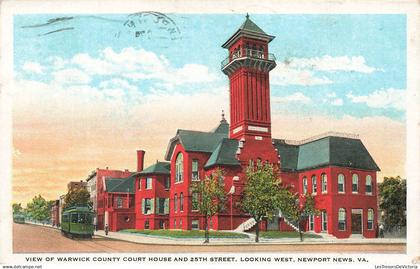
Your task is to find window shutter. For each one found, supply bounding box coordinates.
[141,199,145,214]
[151,198,155,214]
[164,198,169,214]
[156,198,161,214]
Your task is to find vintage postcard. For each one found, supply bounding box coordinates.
[0,0,419,269]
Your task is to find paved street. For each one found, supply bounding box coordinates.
[13,223,405,253]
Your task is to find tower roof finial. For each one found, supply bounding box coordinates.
[246,13,249,19]
[221,109,227,123]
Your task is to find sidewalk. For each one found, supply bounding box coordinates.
[94,230,406,246]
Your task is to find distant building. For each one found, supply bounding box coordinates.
[85,167,133,230]
[67,181,87,191]
[50,200,60,227]
[58,194,65,226]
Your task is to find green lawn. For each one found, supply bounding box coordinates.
[120,229,249,238]
[260,231,323,238]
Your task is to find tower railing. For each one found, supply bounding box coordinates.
[221,49,276,69]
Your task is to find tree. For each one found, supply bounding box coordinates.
[12,203,23,214]
[280,192,319,242]
[64,187,91,209]
[378,176,406,232]
[241,161,287,242]
[190,168,226,243]
[25,195,51,222]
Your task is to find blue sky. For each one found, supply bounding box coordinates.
[11,13,407,203]
[14,13,406,121]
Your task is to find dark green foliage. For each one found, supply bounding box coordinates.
[12,203,23,214]
[64,188,91,209]
[25,195,51,222]
[241,161,290,242]
[378,176,406,231]
[190,168,226,243]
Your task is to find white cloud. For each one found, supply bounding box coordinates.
[272,92,312,104]
[271,55,377,86]
[22,61,44,74]
[48,56,68,70]
[324,92,343,106]
[288,55,377,73]
[271,63,333,86]
[346,88,406,111]
[53,68,91,85]
[71,47,217,85]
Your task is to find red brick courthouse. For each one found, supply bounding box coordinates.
[85,16,380,238]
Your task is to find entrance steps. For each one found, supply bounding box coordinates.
[234,217,257,232]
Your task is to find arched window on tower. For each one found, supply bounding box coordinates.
[175,153,183,183]
[259,45,264,59]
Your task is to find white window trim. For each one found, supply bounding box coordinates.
[321,174,328,194]
[311,176,317,196]
[321,211,328,232]
[365,175,373,195]
[367,209,374,230]
[352,174,359,194]
[338,174,345,194]
[146,177,152,190]
[338,208,346,231]
[303,177,308,194]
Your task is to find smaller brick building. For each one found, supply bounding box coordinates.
[103,176,136,232]
[134,161,171,230]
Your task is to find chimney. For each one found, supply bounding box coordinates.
[137,150,145,172]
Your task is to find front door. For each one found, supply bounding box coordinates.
[351,211,362,234]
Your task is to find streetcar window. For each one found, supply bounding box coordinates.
[71,213,78,223]
[78,213,86,223]
[86,214,93,224]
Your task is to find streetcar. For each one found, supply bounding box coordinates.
[61,206,94,238]
[13,213,25,224]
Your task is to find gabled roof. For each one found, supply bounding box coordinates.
[137,162,170,175]
[205,138,241,168]
[164,119,229,161]
[105,176,135,194]
[273,136,380,172]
